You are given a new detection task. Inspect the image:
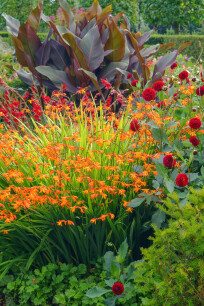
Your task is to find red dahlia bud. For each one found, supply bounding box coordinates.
[175,173,188,187]
[189,118,201,129]
[189,136,199,146]
[193,150,198,155]
[130,119,140,132]
[131,80,138,87]
[196,85,204,96]
[127,73,133,79]
[163,155,176,168]
[112,282,124,295]
[192,77,196,82]
[153,81,165,92]
[142,88,156,101]
[178,70,189,81]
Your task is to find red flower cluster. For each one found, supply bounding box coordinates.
[189,136,199,146]
[170,63,177,69]
[101,78,111,90]
[131,80,138,87]
[112,282,124,295]
[32,102,43,121]
[178,70,189,81]
[130,119,140,132]
[175,173,188,187]
[157,101,166,109]
[196,85,204,96]
[142,88,156,101]
[163,155,176,168]
[153,81,165,92]
[189,118,201,129]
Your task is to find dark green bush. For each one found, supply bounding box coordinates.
[134,187,204,306]
[148,34,204,60]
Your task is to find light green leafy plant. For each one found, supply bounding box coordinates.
[134,187,204,305]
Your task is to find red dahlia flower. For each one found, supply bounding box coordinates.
[142,88,156,101]
[130,119,140,132]
[189,136,199,146]
[153,81,165,92]
[178,70,189,81]
[131,80,138,86]
[189,118,201,129]
[196,85,204,96]
[163,155,176,168]
[175,173,188,187]
[170,63,177,69]
[127,73,133,79]
[112,282,124,295]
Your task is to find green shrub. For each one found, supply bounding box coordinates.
[148,34,204,60]
[134,188,204,305]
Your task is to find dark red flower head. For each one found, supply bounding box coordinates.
[170,63,177,69]
[163,155,176,168]
[175,173,188,187]
[130,119,140,132]
[189,136,200,146]
[131,80,138,87]
[142,88,156,101]
[153,81,165,92]
[127,73,133,79]
[196,85,204,96]
[178,70,189,81]
[189,118,201,129]
[157,101,166,109]
[112,282,124,295]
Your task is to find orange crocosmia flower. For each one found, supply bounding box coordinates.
[107,213,115,219]
[90,218,97,224]
[67,220,75,226]
[1,230,9,234]
[56,220,67,226]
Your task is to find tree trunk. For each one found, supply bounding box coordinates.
[174,22,180,35]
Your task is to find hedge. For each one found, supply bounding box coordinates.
[0,32,203,60]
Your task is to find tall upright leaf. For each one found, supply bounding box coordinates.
[104,19,125,62]
[79,26,104,71]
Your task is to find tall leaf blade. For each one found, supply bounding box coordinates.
[59,0,76,32]
[152,51,178,82]
[26,0,43,33]
[79,26,104,71]
[105,19,125,62]
[2,13,20,37]
[36,66,77,93]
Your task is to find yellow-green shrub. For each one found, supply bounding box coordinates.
[134,188,204,306]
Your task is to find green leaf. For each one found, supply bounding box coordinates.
[86,287,111,298]
[155,163,168,178]
[127,197,145,208]
[104,297,117,306]
[115,239,128,264]
[104,251,114,273]
[152,128,168,143]
[164,178,174,194]
[201,166,204,178]
[152,209,166,229]
[53,293,66,304]
[105,278,118,287]
[111,262,121,279]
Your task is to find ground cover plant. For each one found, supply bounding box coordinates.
[0,0,204,305]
